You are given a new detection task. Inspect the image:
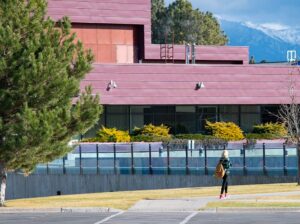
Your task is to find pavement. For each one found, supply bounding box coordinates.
[129,191,300,212]
[1,211,300,224]
[1,191,300,224]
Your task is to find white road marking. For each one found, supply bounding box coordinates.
[179,212,198,224]
[94,211,125,224]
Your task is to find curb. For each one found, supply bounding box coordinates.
[0,207,123,213]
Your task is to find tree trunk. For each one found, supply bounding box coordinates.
[0,164,7,207]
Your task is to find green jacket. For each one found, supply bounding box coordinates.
[220,157,232,174]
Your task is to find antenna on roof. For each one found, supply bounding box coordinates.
[191,43,196,64]
[185,44,190,64]
[287,50,297,64]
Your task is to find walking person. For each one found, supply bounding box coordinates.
[219,149,232,199]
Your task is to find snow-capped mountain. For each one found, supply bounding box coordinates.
[244,22,300,45]
[220,19,300,62]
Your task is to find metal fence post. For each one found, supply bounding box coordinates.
[204,146,208,175]
[46,163,49,175]
[96,144,99,175]
[149,144,153,175]
[185,145,189,175]
[243,143,247,175]
[167,145,170,175]
[263,143,266,175]
[79,144,82,175]
[113,143,117,175]
[283,143,287,176]
[131,143,135,175]
[63,156,66,175]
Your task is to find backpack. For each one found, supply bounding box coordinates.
[214,161,225,179]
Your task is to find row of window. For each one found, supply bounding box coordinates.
[84,105,278,137]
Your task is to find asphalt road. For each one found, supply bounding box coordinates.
[1,212,300,224]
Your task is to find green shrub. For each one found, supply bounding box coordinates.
[97,126,131,142]
[205,121,244,141]
[245,133,281,140]
[81,137,99,142]
[131,135,171,142]
[175,134,207,140]
[252,122,287,138]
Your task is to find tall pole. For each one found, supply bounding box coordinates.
[167,145,170,175]
[297,143,300,184]
[96,144,99,175]
[79,144,82,175]
[149,144,153,175]
[283,143,287,176]
[204,146,208,175]
[131,143,135,175]
[243,143,247,175]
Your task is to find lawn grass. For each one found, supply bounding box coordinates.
[252,195,300,200]
[206,201,300,208]
[5,183,300,210]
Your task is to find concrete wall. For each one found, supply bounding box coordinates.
[6,173,297,200]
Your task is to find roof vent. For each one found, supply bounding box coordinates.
[287,50,297,63]
[185,44,190,64]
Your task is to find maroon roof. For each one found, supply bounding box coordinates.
[81,64,298,105]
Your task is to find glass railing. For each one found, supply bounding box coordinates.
[34,142,298,176]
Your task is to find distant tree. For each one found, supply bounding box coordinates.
[151,0,167,44]
[0,0,102,206]
[151,0,228,45]
[277,68,300,184]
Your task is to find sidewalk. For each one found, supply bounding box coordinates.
[1,191,300,213]
[128,191,300,212]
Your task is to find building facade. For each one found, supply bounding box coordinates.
[48,0,299,135]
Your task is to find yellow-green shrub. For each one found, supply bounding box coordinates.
[81,137,99,142]
[132,124,172,142]
[252,122,287,138]
[97,126,131,142]
[205,121,244,141]
[132,124,170,137]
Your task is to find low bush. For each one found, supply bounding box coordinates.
[81,137,99,142]
[164,137,227,150]
[205,121,244,141]
[132,124,170,137]
[252,122,287,138]
[97,126,131,142]
[132,124,172,142]
[131,135,171,142]
[175,134,207,140]
[245,133,281,140]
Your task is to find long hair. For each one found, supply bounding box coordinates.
[221,150,229,159]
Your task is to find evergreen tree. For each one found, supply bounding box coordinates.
[0,0,102,206]
[152,0,228,45]
[151,0,167,44]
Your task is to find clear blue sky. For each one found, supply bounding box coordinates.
[165,0,300,28]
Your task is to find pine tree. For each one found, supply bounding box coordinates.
[152,0,228,45]
[0,0,102,206]
[151,0,167,44]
